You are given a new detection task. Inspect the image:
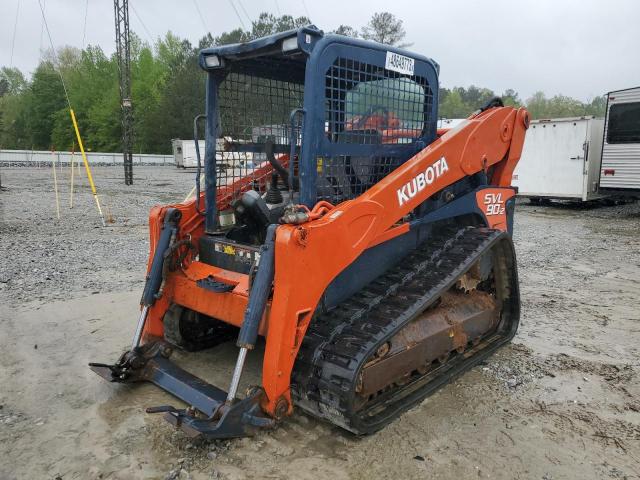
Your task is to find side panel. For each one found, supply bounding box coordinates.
[600,88,640,191]
[324,179,517,309]
[512,118,588,199]
[584,119,604,201]
[323,225,427,309]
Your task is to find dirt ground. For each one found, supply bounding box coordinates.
[1,166,639,480]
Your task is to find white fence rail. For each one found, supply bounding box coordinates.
[0,149,173,166]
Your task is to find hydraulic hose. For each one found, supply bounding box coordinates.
[140,208,182,307]
[479,97,504,112]
[264,140,290,190]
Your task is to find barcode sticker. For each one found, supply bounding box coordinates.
[385,51,415,75]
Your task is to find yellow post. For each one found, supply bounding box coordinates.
[183,173,205,203]
[70,109,106,226]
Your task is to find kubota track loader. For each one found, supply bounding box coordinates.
[90,26,529,438]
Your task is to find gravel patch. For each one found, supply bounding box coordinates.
[0,166,195,306]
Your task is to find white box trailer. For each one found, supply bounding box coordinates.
[171,138,255,169]
[172,139,206,168]
[599,86,640,193]
[512,116,605,202]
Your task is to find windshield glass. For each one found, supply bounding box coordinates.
[344,77,425,132]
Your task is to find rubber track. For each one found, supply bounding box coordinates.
[291,226,518,434]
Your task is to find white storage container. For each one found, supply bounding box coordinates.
[172,139,206,168]
[512,116,605,201]
[172,139,255,169]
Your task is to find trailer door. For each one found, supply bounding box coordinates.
[513,119,588,199]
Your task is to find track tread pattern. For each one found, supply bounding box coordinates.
[291,226,518,434]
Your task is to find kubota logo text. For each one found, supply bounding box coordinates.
[397,157,449,206]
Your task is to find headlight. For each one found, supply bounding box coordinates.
[204,54,222,68]
[281,36,299,52]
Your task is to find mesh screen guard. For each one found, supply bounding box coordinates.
[317,57,433,204]
[214,67,304,204]
[211,52,434,207]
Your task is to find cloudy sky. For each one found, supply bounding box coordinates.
[1,0,639,101]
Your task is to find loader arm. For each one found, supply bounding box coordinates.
[262,106,529,415]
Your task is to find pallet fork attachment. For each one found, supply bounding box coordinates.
[90,346,274,439]
[89,215,278,438]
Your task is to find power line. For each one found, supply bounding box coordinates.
[129,1,154,43]
[39,0,45,59]
[273,0,281,15]
[36,0,71,108]
[301,0,311,18]
[81,0,89,48]
[10,0,21,67]
[227,0,246,30]
[35,0,107,223]
[191,0,209,34]
[236,0,253,26]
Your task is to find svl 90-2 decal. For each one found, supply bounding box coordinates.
[475,188,516,231]
[483,192,506,216]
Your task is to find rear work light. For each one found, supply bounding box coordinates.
[282,36,299,52]
[204,54,222,68]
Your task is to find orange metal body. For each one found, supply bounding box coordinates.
[141,106,529,417]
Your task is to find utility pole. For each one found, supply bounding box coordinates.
[114,0,133,185]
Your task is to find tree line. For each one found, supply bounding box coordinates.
[438,86,605,120]
[0,12,606,154]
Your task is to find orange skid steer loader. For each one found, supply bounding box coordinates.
[90,26,529,438]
